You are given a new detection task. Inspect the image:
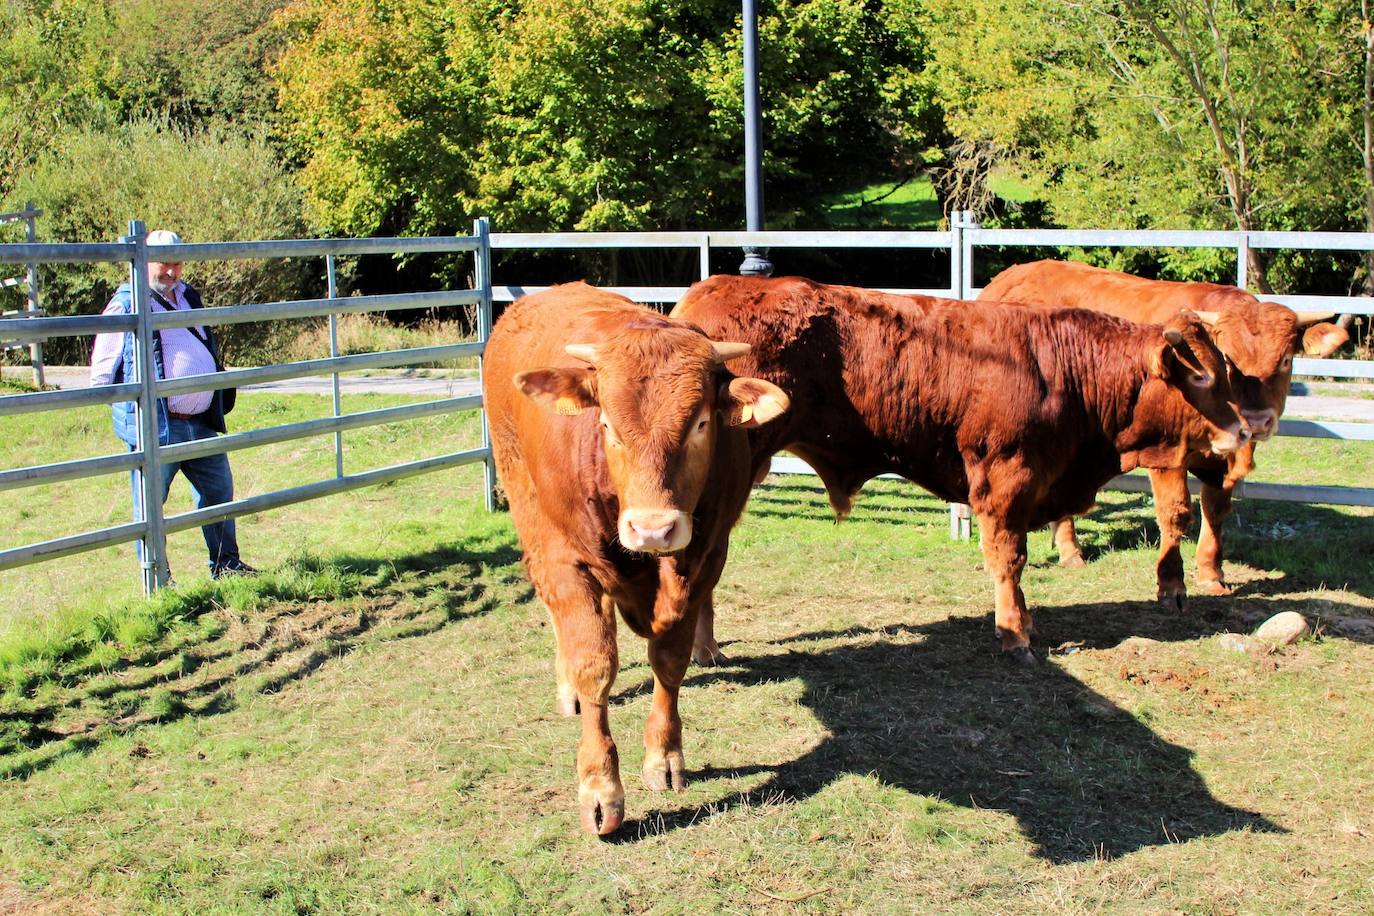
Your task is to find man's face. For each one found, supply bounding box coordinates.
[148,261,183,295]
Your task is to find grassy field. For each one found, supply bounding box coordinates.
[1,390,1373,912]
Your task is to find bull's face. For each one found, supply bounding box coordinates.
[1152,312,1249,455]
[1203,304,1347,441]
[515,328,789,554]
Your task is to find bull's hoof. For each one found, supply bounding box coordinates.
[1058,553,1088,570]
[1001,646,1038,666]
[642,750,687,793]
[1157,590,1188,613]
[578,781,626,836]
[1195,579,1232,597]
[691,644,727,666]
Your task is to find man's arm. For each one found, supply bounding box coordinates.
[89,298,127,385]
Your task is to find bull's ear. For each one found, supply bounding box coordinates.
[1301,321,1348,358]
[514,368,598,415]
[1157,315,1215,385]
[720,377,790,428]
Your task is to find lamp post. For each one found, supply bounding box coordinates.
[739,0,773,276]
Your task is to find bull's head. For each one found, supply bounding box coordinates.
[514,327,789,554]
[1153,311,1250,455]
[1199,304,1348,440]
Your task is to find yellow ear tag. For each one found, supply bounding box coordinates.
[732,404,754,426]
[555,397,581,416]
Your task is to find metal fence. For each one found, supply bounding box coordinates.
[491,223,1374,517]
[0,204,44,387]
[0,220,494,594]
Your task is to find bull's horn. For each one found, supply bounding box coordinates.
[1292,310,1336,325]
[565,343,599,364]
[1191,310,1220,326]
[712,341,751,363]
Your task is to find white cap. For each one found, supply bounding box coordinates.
[146,229,183,248]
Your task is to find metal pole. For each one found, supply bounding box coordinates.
[24,203,44,388]
[474,217,497,512]
[327,255,343,478]
[739,0,772,277]
[128,221,169,592]
[1236,233,1250,291]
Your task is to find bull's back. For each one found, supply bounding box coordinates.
[980,259,1231,324]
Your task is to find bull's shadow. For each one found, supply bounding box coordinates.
[615,612,1280,862]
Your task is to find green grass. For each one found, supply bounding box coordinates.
[1,394,1373,911]
[821,174,1037,229]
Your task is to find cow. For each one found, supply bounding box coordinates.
[483,282,789,835]
[978,259,1348,606]
[671,275,1247,665]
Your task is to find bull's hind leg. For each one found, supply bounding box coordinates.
[1195,483,1234,596]
[1150,468,1192,611]
[1053,517,1088,569]
[976,513,1035,665]
[690,597,725,665]
[643,605,697,793]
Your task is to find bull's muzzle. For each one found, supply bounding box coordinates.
[1241,408,1278,441]
[1209,420,1251,456]
[620,508,693,553]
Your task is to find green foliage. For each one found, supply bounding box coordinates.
[9,119,308,364]
[272,0,937,241]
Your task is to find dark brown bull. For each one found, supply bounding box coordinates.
[484,282,789,834]
[979,259,1348,606]
[672,275,1247,664]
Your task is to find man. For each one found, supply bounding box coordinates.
[90,229,256,582]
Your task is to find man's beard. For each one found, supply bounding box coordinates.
[151,278,175,295]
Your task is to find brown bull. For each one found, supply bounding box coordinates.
[979,259,1348,606]
[672,275,1246,664]
[484,282,789,834]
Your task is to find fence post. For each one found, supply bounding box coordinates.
[699,233,711,281]
[327,254,344,479]
[127,220,170,593]
[474,217,497,512]
[1236,232,1250,291]
[24,202,44,389]
[948,210,975,540]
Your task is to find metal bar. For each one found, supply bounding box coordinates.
[1292,358,1374,379]
[152,342,484,398]
[25,204,43,388]
[475,218,497,512]
[1236,234,1249,291]
[494,285,688,303]
[1103,473,1374,507]
[0,208,42,222]
[149,288,482,330]
[0,522,147,573]
[0,242,132,264]
[1276,419,1374,440]
[0,312,136,342]
[327,254,343,479]
[1246,231,1374,250]
[0,451,143,492]
[159,395,484,463]
[1268,294,1374,316]
[968,228,1244,247]
[116,235,482,263]
[490,230,955,249]
[0,382,143,417]
[127,222,170,593]
[165,447,491,533]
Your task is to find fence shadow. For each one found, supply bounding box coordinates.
[0,532,525,780]
[613,612,1282,862]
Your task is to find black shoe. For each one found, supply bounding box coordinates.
[212,558,258,580]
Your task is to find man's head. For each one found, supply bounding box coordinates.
[146,229,184,295]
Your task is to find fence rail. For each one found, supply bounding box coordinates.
[0,222,494,593]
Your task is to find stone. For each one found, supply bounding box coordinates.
[1254,611,1310,645]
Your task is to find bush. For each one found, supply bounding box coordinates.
[7,119,312,365]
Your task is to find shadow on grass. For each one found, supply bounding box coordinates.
[0,532,526,779]
[612,611,1283,862]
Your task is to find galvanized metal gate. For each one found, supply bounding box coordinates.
[0,221,495,595]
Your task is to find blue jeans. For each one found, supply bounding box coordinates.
[131,414,241,574]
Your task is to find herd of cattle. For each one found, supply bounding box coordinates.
[481,259,1348,835]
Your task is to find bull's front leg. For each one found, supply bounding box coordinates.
[548,611,579,717]
[976,512,1035,665]
[1052,516,1087,569]
[1195,483,1234,596]
[643,605,696,792]
[1149,467,1192,611]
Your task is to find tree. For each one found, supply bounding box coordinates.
[922,0,1372,290]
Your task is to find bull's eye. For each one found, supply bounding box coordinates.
[1281,355,1292,370]
[1189,372,1211,387]
[695,417,709,433]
